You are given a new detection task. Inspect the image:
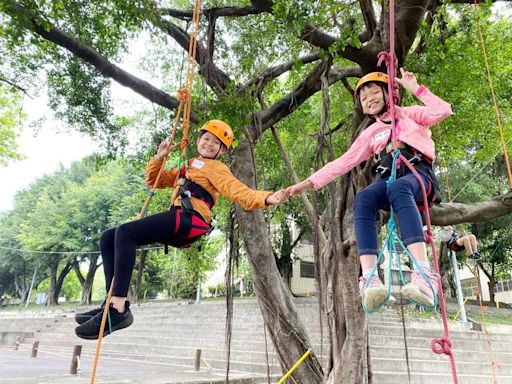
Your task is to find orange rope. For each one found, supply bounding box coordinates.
[89,284,113,384]
[472,265,498,383]
[470,8,506,380]
[473,4,512,188]
[88,1,202,383]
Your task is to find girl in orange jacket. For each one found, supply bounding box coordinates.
[75,120,286,339]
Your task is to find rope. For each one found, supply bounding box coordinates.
[473,263,499,383]
[89,284,113,384]
[88,2,202,383]
[473,3,512,188]
[137,0,201,219]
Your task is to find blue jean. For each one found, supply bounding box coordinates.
[354,172,430,256]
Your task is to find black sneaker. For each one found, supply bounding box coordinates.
[469,252,481,260]
[75,301,133,340]
[74,305,104,325]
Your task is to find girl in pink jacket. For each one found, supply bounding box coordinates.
[286,68,452,311]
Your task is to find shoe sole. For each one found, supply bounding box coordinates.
[364,287,388,312]
[75,316,134,340]
[75,315,96,325]
[401,285,434,307]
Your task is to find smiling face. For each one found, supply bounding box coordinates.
[197,130,226,159]
[359,83,387,116]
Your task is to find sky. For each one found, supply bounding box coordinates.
[0,95,100,212]
[0,35,149,213]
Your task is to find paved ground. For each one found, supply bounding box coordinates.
[0,346,265,384]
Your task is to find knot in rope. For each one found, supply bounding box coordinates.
[377,51,400,105]
[180,138,189,152]
[424,229,434,243]
[431,336,453,356]
[178,88,191,103]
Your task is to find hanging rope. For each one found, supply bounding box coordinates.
[137,0,201,220]
[370,0,459,382]
[472,3,512,188]
[473,264,499,383]
[88,2,202,384]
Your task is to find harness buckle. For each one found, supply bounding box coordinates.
[376,164,389,174]
[179,190,192,199]
[408,152,423,164]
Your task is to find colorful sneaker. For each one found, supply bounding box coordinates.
[75,301,133,340]
[401,269,440,307]
[469,252,481,260]
[359,275,388,312]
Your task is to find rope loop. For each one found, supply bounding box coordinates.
[377,51,400,105]
[431,337,453,355]
[178,88,191,103]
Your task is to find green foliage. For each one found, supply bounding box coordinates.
[409,10,512,168]
[0,85,25,165]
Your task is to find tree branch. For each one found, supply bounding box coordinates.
[4,1,185,115]
[0,76,33,98]
[430,191,512,226]
[239,53,322,96]
[251,64,360,139]
[159,4,268,20]
[358,0,377,42]
[157,17,232,93]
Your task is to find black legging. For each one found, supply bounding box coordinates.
[100,210,178,297]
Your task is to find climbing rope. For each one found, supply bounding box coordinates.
[473,3,512,188]
[473,264,499,383]
[88,2,203,384]
[363,0,459,381]
[137,0,201,219]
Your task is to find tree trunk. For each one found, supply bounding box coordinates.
[232,139,324,383]
[46,262,58,306]
[80,254,99,305]
[135,248,147,303]
[54,260,73,303]
[487,278,496,305]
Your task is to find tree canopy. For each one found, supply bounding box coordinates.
[1,1,512,382]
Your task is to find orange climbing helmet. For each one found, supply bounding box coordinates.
[354,72,389,100]
[200,119,234,149]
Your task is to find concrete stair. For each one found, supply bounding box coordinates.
[1,298,511,383]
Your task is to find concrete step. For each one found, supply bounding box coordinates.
[372,371,512,384]
[371,356,512,375]
[369,334,512,352]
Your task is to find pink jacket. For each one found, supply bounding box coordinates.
[308,85,452,190]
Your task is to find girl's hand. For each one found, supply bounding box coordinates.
[266,190,288,205]
[285,180,313,197]
[156,141,180,160]
[396,67,420,94]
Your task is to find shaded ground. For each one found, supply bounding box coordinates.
[0,346,263,384]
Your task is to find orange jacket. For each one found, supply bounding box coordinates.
[145,157,272,223]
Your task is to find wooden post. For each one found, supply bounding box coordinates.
[13,336,21,351]
[194,348,201,371]
[31,340,39,358]
[70,345,83,374]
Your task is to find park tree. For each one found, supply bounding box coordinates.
[1,1,512,382]
[0,85,25,166]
